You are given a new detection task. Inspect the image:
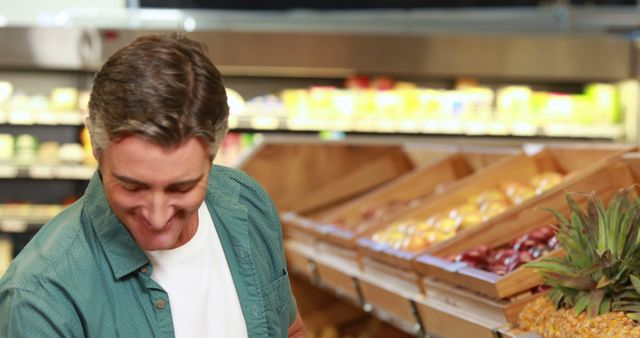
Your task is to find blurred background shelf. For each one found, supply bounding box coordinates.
[0,162,95,180]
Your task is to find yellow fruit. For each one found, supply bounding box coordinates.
[435,231,455,242]
[415,220,433,232]
[448,203,478,219]
[404,234,429,252]
[435,216,460,233]
[531,171,564,194]
[469,189,507,206]
[502,181,535,204]
[481,200,510,221]
[459,212,483,229]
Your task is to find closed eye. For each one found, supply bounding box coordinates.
[122,184,146,192]
[166,184,196,193]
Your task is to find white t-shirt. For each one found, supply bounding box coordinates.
[144,203,248,338]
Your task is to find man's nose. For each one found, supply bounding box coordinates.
[141,193,174,229]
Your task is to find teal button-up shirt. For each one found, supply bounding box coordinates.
[0,165,297,337]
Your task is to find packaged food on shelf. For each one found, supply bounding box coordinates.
[58,143,85,163]
[14,134,38,162]
[37,142,60,163]
[0,134,14,160]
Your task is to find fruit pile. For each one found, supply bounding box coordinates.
[520,296,640,337]
[452,226,559,275]
[369,171,563,252]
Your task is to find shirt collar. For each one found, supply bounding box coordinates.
[83,171,148,279]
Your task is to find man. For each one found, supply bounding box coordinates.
[0,33,305,337]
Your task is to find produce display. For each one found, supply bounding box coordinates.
[369,171,563,252]
[520,189,640,336]
[452,226,559,276]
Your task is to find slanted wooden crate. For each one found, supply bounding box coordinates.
[356,144,634,280]
[239,141,414,245]
[319,146,520,249]
[416,278,544,338]
[413,157,639,324]
[310,146,519,301]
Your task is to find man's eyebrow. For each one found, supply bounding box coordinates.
[112,173,204,187]
[113,173,147,186]
[167,175,204,187]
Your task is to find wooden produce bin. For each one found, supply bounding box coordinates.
[352,144,632,329]
[354,144,633,311]
[239,141,414,246]
[414,287,519,338]
[312,146,519,309]
[414,155,640,325]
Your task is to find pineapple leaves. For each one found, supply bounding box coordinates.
[628,313,640,322]
[630,275,640,295]
[596,275,613,289]
[588,290,605,318]
[574,292,589,315]
[599,297,612,315]
[538,188,640,322]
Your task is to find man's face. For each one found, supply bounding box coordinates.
[100,135,211,251]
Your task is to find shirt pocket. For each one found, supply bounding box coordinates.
[261,269,294,338]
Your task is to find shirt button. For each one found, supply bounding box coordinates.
[155,299,166,310]
[140,266,148,273]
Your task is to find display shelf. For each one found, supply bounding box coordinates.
[0,111,84,126]
[0,162,95,180]
[228,114,625,140]
[285,238,537,338]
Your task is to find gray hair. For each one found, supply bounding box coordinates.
[87,33,229,159]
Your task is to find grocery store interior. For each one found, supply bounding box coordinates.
[3,1,640,337]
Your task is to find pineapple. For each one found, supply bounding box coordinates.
[522,189,640,336]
